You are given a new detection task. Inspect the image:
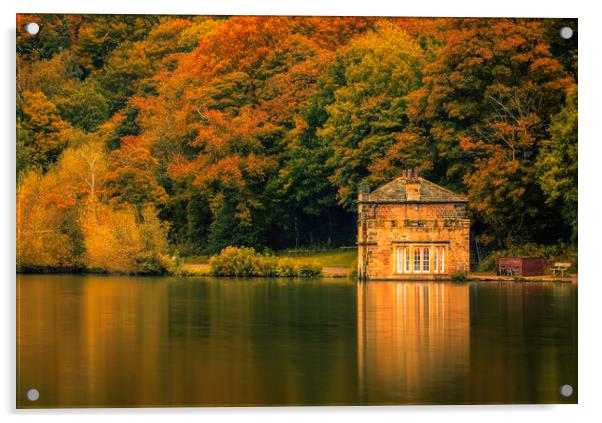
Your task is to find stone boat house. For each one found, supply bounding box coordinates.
[357,170,470,280]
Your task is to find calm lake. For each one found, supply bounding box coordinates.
[17,275,577,407]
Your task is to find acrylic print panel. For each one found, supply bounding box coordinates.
[16,14,578,408]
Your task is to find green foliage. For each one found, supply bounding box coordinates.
[17,50,82,98]
[319,22,427,209]
[99,43,153,112]
[17,91,71,173]
[209,246,321,277]
[73,15,159,72]
[53,78,110,131]
[135,252,173,275]
[536,85,578,241]
[408,19,574,247]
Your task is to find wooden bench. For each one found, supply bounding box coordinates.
[498,265,518,277]
[552,262,571,278]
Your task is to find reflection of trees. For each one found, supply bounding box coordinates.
[19,277,361,407]
[357,282,470,404]
[18,276,577,407]
[466,283,577,404]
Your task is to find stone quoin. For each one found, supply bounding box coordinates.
[357,169,470,280]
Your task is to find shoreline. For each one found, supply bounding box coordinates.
[17,269,577,283]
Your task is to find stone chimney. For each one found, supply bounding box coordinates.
[405,168,421,201]
[358,183,370,202]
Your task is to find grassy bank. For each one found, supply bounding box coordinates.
[276,248,357,269]
[180,248,357,277]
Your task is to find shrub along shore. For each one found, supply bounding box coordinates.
[209,247,321,277]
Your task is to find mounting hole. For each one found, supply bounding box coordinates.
[24,22,40,35]
[26,388,39,401]
[560,384,573,397]
[559,27,573,40]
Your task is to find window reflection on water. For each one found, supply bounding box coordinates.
[17,275,576,407]
[358,282,470,404]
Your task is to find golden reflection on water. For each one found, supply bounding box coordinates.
[17,275,577,407]
[358,282,469,404]
[18,275,359,407]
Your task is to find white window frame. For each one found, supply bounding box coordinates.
[396,246,412,274]
[395,245,442,274]
[413,247,422,273]
[422,247,430,273]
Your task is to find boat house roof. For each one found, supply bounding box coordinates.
[361,176,468,204]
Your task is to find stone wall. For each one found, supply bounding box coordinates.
[358,202,470,280]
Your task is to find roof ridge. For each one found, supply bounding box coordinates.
[367,176,467,203]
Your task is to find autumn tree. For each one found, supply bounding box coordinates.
[79,203,141,273]
[17,91,71,174]
[104,136,168,208]
[167,107,278,252]
[56,136,108,204]
[407,18,573,246]
[16,170,76,270]
[137,16,366,251]
[16,133,110,270]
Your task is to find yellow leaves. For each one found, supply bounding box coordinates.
[17,131,171,273]
[16,170,75,269]
[57,139,108,203]
[79,203,170,273]
[80,204,141,273]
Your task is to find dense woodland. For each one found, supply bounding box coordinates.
[16,15,577,273]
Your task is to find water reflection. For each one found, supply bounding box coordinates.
[17,275,577,407]
[17,276,358,407]
[465,282,577,404]
[358,282,470,404]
